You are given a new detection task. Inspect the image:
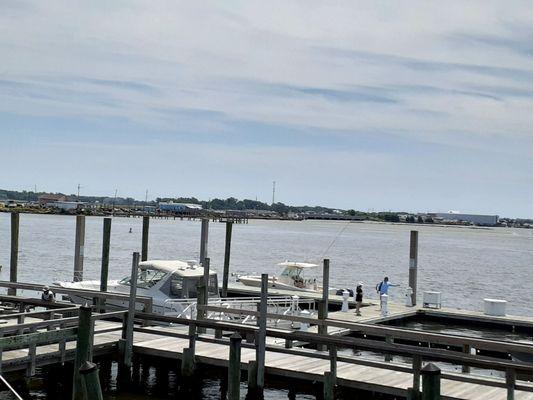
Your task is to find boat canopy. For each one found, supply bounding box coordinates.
[277,261,318,269]
[139,260,217,277]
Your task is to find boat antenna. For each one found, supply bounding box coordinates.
[319,221,351,259]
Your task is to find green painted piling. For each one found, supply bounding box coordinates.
[323,371,334,400]
[222,221,233,297]
[421,363,441,400]
[409,230,419,306]
[72,305,93,400]
[141,216,149,261]
[99,218,111,312]
[8,213,19,296]
[228,333,242,400]
[79,361,104,400]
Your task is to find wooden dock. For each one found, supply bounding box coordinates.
[0,289,532,400]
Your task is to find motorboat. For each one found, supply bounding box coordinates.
[238,261,323,293]
[55,259,218,315]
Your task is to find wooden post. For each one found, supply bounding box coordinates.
[385,335,394,362]
[317,301,327,352]
[421,363,441,400]
[203,257,210,302]
[412,355,422,397]
[181,323,197,377]
[462,345,471,373]
[506,368,515,400]
[72,305,93,400]
[141,215,149,262]
[228,333,242,400]
[329,345,337,385]
[8,213,19,296]
[247,360,258,393]
[197,258,210,334]
[99,218,111,312]
[121,252,139,369]
[222,221,233,297]
[409,230,418,306]
[323,371,334,400]
[199,218,209,264]
[73,215,86,282]
[256,274,268,393]
[79,361,104,400]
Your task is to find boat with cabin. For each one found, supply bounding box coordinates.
[237,261,323,293]
[55,259,218,315]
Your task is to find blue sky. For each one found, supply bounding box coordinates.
[1,1,533,217]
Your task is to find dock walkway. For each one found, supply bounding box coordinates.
[133,326,533,400]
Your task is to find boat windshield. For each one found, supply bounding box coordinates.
[120,268,167,289]
[280,267,302,278]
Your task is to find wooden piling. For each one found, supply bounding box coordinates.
[199,218,209,264]
[79,361,104,400]
[317,301,327,352]
[385,335,394,362]
[121,252,140,369]
[256,273,268,393]
[222,221,233,297]
[323,371,334,400]
[8,213,19,296]
[181,323,197,377]
[141,215,149,262]
[72,305,93,400]
[227,333,242,400]
[409,230,418,306]
[247,360,258,393]
[412,355,422,397]
[99,218,111,312]
[329,345,337,385]
[197,258,210,334]
[506,368,515,400]
[318,259,329,351]
[73,215,86,282]
[421,363,441,400]
[462,344,471,373]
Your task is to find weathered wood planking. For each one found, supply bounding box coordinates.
[132,334,533,400]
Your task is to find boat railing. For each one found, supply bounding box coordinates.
[162,296,315,327]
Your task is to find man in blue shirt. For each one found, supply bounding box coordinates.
[377,277,398,309]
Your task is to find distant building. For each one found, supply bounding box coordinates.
[433,212,499,226]
[159,202,203,212]
[38,194,67,205]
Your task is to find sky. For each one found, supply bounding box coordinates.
[1,1,532,218]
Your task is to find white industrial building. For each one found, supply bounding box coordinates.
[159,202,203,212]
[433,212,499,226]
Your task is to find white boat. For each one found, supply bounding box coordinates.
[238,261,323,293]
[55,259,218,315]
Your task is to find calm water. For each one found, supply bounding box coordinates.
[0,213,532,399]
[0,213,532,316]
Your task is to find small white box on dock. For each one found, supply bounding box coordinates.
[483,298,507,316]
[422,291,441,309]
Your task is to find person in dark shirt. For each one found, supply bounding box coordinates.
[355,283,363,316]
[41,286,55,302]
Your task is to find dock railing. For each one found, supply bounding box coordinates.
[0,281,153,314]
[130,305,533,399]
